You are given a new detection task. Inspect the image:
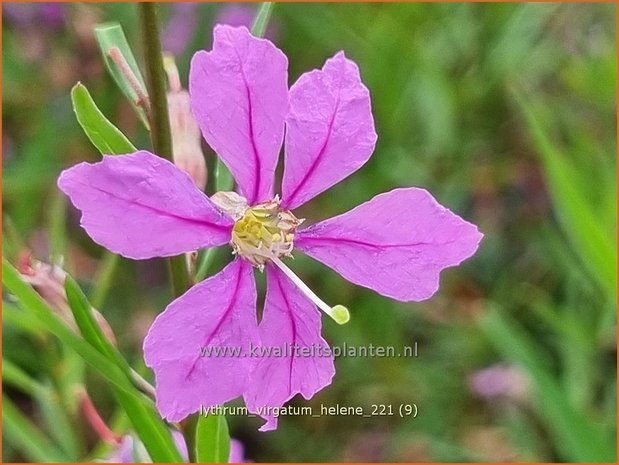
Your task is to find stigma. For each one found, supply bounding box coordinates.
[271,256,350,325]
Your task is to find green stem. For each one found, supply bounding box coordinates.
[139,3,172,162]
[139,3,191,297]
[195,247,218,282]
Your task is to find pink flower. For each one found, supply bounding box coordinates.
[58,26,482,431]
[229,439,248,463]
[469,363,529,402]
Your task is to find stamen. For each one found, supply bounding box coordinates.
[271,257,350,325]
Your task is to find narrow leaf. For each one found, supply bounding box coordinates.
[64,274,131,378]
[113,389,185,463]
[48,191,67,263]
[2,358,46,396]
[514,90,616,298]
[480,306,616,462]
[2,394,68,462]
[3,259,134,393]
[91,251,121,308]
[251,3,274,38]
[94,22,149,127]
[214,155,234,192]
[37,384,83,459]
[4,261,182,461]
[195,414,231,463]
[71,82,137,155]
[2,302,46,337]
[63,274,183,463]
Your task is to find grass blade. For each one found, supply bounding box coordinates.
[2,358,45,396]
[514,90,616,298]
[480,306,615,462]
[2,394,68,462]
[37,383,83,459]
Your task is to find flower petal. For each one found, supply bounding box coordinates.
[281,51,377,210]
[244,265,335,431]
[228,439,246,463]
[190,25,288,204]
[296,188,483,302]
[58,151,233,259]
[143,259,258,422]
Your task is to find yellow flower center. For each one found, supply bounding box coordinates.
[231,199,302,268]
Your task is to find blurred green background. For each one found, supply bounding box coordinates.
[2,2,617,462]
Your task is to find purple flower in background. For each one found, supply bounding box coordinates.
[58,26,482,431]
[215,4,253,27]
[469,363,529,401]
[162,3,199,56]
[216,3,278,41]
[3,2,64,28]
[229,439,248,463]
[162,3,278,56]
[104,433,246,462]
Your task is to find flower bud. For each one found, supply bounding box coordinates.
[165,55,207,191]
[18,252,117,346]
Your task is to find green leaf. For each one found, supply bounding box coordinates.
[3,259,134,393]
[195,414,231,463]
[94,22,149,127]
[2,260,183,462]
[37,383,83,459]
[480,306,616,462]
[63,274,184,463]
[214,156,235,192]
[2,394,68,462]
[195,246,218,282]
[71,82,137,155]
[2,358,46,396]
[113,389,184,463]
[48,191,67,263]
[64,274,131,378]
[91,251,121,308]
[2,302,46,338]
[514,90,617,298]
[3,358,81,457]
[251,3,275,38]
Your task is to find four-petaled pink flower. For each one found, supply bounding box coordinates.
[58,25,482,431]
